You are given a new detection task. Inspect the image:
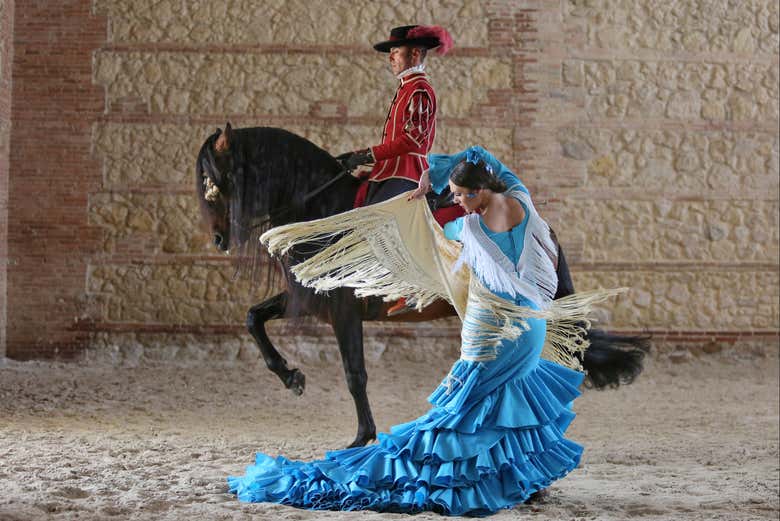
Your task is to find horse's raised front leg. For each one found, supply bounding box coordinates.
[246,292,306,396]
[329,289,377,448]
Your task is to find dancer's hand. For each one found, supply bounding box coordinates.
[408,170,431,200]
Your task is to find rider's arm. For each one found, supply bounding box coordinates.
[370,91,433,161]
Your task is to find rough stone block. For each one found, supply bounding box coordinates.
[94,0,488,47]
[557,128,779,194]
[573,270,780,330]
[551,199,779,264]
[564,0,779,55]
[577,61,778,122]
[86,332,247,365]
[84,328,463,367]
[94,52,512,118]
[93,123,513,189]
[88,193,210,254]
[86,263,264,324]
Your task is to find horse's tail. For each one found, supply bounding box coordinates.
[581,329,650,388]
[554,243,651,389]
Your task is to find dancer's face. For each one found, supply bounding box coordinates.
[449,182,484,214]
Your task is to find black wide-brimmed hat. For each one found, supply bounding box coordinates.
[373,25,453,55]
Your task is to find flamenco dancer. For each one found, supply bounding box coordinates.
[227,146,623,515]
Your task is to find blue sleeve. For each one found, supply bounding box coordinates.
[427,150,467,194]
[495,164,528,195]
[443,217,464,241]
[474,146,528,195]
[427,146,529,195]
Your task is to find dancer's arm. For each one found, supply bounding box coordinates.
[410,146,529,199]
[407,169,432,200]
[443,217,464,241]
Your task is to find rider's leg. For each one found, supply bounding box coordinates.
[363,178,417,206]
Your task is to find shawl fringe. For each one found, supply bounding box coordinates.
[261,192,625,369]
[262,201,446,310]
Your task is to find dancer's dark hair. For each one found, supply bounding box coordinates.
[449,160,507,192]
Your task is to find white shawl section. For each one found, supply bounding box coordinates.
[261,191,469,317]
[261,191,625,369]
[453,188,557,309]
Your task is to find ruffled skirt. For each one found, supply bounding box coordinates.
[228,317,584,516]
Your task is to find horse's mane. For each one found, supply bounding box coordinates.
[196,126,353,300]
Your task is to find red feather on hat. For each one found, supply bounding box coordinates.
[407,25,453,56]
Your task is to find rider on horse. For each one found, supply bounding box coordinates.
[338,25,452,208]
[338,24,458,315]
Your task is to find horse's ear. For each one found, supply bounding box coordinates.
[215,125,230,153]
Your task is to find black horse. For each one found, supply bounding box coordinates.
[196,124,648,448]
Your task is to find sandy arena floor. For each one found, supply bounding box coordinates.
[0,347,777,521]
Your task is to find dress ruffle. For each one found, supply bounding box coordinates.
[227,359,584,516]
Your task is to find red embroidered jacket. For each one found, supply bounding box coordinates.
[368,71,437,183]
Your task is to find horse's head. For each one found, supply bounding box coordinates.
[196,123,243,251]
[197,123,359,257]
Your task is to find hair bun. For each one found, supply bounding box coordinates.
[487,174,507,193]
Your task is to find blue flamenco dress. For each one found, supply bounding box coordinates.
[228,147,585,516]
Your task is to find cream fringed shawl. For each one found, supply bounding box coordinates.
[260,192,624,369]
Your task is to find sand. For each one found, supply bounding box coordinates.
[0,347,777,521]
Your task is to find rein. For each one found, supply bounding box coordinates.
[300,166,352,202]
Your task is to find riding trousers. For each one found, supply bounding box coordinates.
[363,178,418,207]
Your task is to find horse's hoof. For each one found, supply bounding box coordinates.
[287,369,305,396]
[346,431,377,449]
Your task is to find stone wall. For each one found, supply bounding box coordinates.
[522,0,779,351]
[2,0,778,360]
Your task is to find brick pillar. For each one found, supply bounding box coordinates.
[6,1,106,358]
[0,0,14,359]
